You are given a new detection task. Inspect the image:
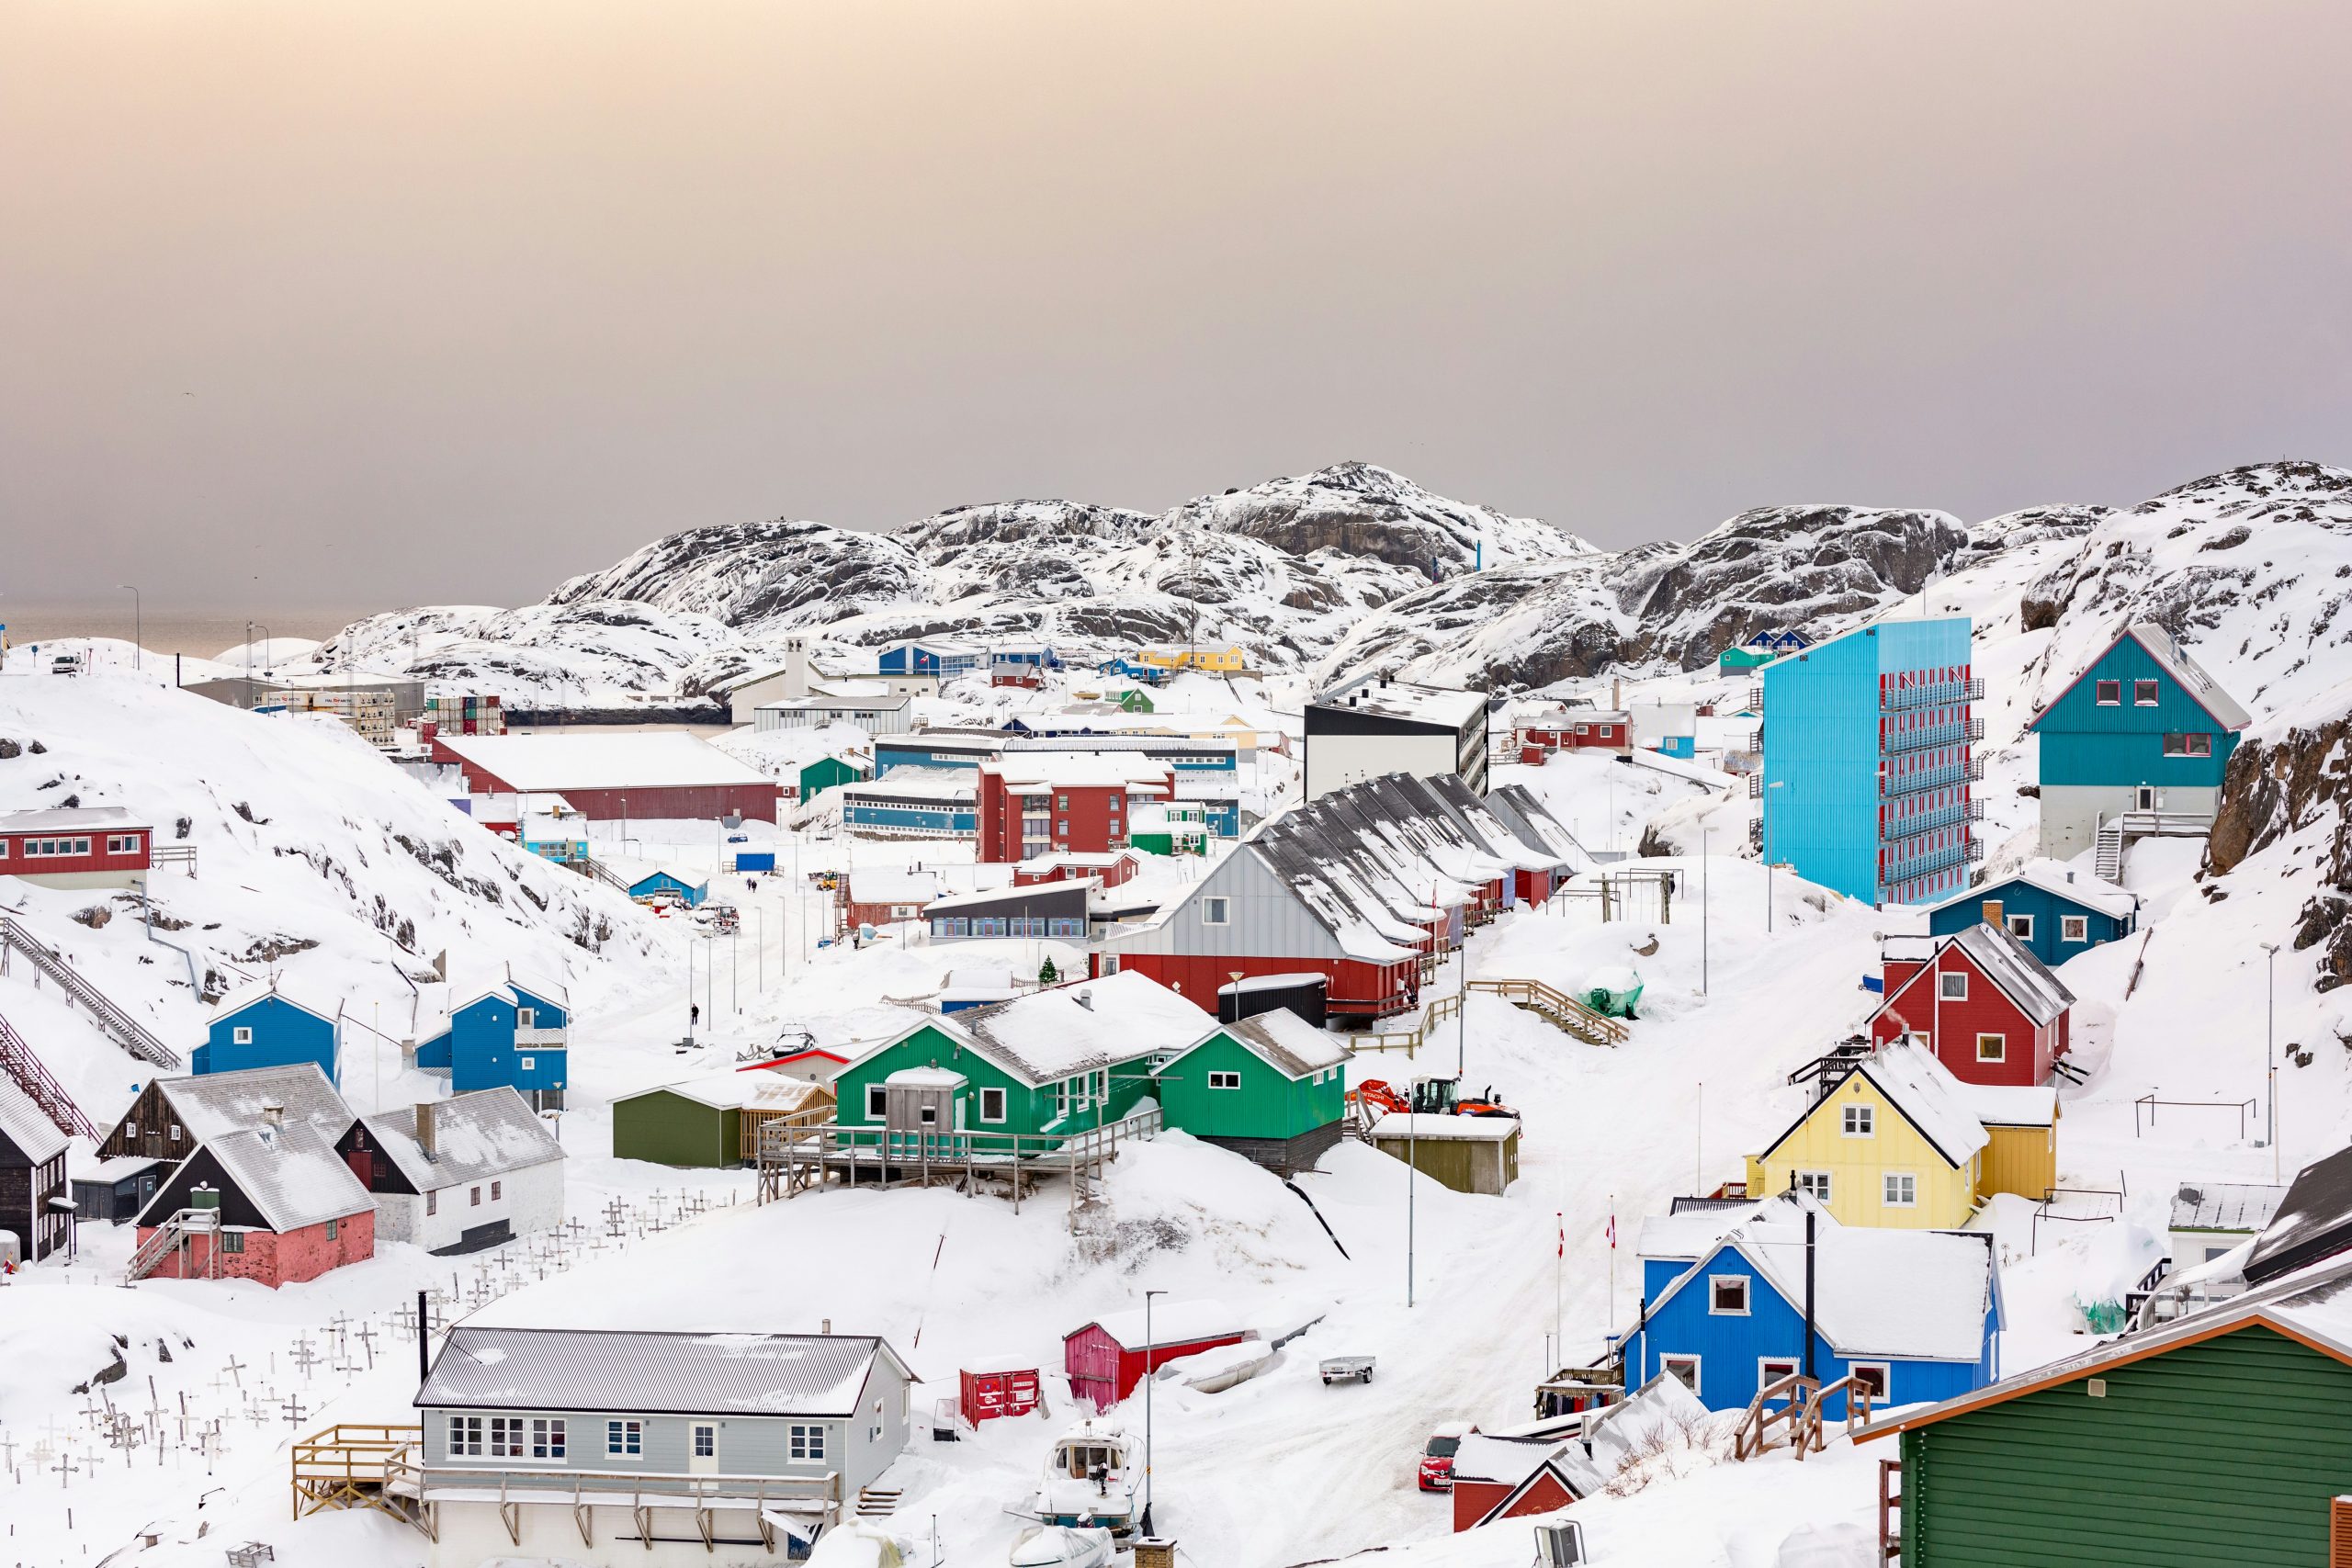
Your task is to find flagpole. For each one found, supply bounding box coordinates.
[1606,1194,1615,1337]
[1554,1210,1564,1370]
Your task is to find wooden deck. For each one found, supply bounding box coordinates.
[755,1106,1161,1224]
[291,1424,425,1523]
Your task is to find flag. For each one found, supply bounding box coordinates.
[1605,1213,1616,1249]
[1556,1212,1564,1258]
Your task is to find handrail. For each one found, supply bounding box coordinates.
[1469,977,1630,1046]
[0,1007,99,1138]
[0,915,180,1068]
[1733,1371,1818,1461]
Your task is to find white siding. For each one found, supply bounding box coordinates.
[1304,730,1464,801]
[398,1157,565,1253]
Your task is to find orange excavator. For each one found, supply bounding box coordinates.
[1350,1076,1515,1121]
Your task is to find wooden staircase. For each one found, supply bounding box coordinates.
[127,1207,220,1282]
[0,1007,99,1139]
[1733,1371,1874,1461]
[1468,978,1629,1047]
[854,1487,900,1518]
[0,915,181,1068]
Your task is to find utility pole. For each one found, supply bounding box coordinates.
[1407,1078,1418,1309]
[1701,829,1710,996]
[1142,1288,1165,1533]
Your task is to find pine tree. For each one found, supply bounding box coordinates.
[1038,955,1059,985]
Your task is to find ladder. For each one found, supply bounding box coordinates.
[0,916,181,1069]
[2094,821,2123,884]
[127,1208,220,1281]
[0,1007,100,1139]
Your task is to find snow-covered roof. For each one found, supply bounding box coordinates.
[173,1121,374,1233]
[631,865,708,891]
[207,976,342,1028]
[1074,1298,1239,1350]
[153,1063,354,1145]
[760,692,911,715]
[1953,1082,2057,1129]
[1845,1043,1991,1168]
[417,1326,910,1416]
[1311,674,1487,729]
[922,881,1088,914]
[946,972,1208,1086]
[2245,1145,2352,1285]
[435,732,772,791]
[1162,1009,1351,1081]
[2029,620,2255,734]
[1928,859,2137,922]
[360,1089,564,1192]
[616,1071,831,1113]
[1638,1194,1813,1261]
[1018,851,1139,875]
[2171,1181,2288,1233]
[0,805,147,834]
[1876,923,2074,1029]
[981,754,1172,792]
[846,869,942,905]
[846,768,976,802]
[887,1066,967,1089]
[1216,972,1327,994]
[0,1076,68,1165]
[1449,1433,1568,1487]
[1368,1113,1518,1142]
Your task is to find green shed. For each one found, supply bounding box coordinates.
[1153,1010,1350,1175]
[1860,1261,2352,1565]
[798,754,871,800]
[611,1070,832,1168]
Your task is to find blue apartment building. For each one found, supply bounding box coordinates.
[1757,616,1981,906]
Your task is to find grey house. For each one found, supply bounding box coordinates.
[414,1325,917,1565]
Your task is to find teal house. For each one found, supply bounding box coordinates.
[1153,1009,1350,1174]
[2027,621,2251,858]
[628,867,708,908]
[192,980,340,1080]
[797,754,871,801]
[1925,859,2138,970]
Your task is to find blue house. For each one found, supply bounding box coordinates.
[1622,1196,1999,1419]
[1758,615,1981,907]
[415,967,571,1110]
[628,867,708,908]
[877,638,986,679]
[192,981,341,1080]
[2026,621,2252,859]
[1924,859,2138,970]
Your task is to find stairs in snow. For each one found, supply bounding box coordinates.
[0,1008,99,1139]
[854,1488,900,1518]
[0,915,181,1069]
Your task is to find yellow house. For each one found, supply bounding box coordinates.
[1136,644,1250,673]
[1746,1043,2057,1229]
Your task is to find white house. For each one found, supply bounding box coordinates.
[338,1089,566,1254]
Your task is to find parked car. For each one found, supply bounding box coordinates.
[50,652,84,676]
[1418,1421,1476,1491]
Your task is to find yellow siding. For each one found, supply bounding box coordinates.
[1747,1073,1979,1229]
[1981,1120,2057,1201]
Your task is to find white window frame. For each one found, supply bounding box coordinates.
[1975,1032,2006,1063]
[531,1417,566,1461]
[1200,897,1231,926]
[2006,914,2033,940]
[2061,915,2089,943]
[788,1424,826,1461]
[1208,1070,1242,1090]
[448,1415,482,1457]
[1708,1275,1750,1315]
[1847,1361,1892,1402]
[1842,1104,1874,1138]
[232,1025,254,1044]
[1758,1357,1801,1394]
[1795,1170,1833,1204]
[978,1087,1006,1123]
[1939,972,1967,1001]
[519,1055,535,1072]
[489,1416,526,1459]
[1883,1172,1918,1208]
[1660,1354,1701,1394]
[865,1084,888,1119]
[607,1418,643,1458]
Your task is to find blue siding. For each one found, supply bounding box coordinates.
[450,988,570,1095]
[1927,879,2132,968]
[194,995,337,1080]
[1623,1238,1995,1418]
[842,801,975,834]
[629,871,707,908]
[416,1028,453,1070]
[2032,634,2242,790]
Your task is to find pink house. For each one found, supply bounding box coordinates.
[130,1121,375,1287]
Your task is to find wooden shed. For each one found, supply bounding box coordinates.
[1369,1113,1520,1196]
[1064,1299,1247,1410]
[610,1070,832,1168]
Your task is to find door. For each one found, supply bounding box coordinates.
[2134,785,2156,810]
[689,1423,718,1474]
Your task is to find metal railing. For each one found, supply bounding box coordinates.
[0,1006,98,1139]
[1881,717,1984,754]
[1882,678,1983,712]
[392,1449,842,1550]
[0,915,181,1068]
[1880,758,1983,797]
[1882,799,1984,840]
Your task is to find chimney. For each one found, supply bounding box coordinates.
[821,1317,832,1337]
[1611,676,1622,709]
[1803,1206,1818,1381]
[261,1103,285,1128]
[784,636,811,701]
[1077,989,1093,1011]
[1982,900,2003,931]
[416,1101,438,1162]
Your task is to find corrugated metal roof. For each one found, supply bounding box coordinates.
[1951,922,2075,1026]
[416,1326,908,1416]
[155,1064,355,1145]
[0,1075,68,1165]
[1216,1011,1351,1079]
[361,1088,565,1192]
[2172,1181,2288,1233]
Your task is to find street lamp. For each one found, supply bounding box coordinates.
[1141,1288,1166,1534]
[118,584,141,671]
[1764,779,1786,933]
[2260,942,2279,1179]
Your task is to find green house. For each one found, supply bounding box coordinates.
[832,972,1209,1153]
[1153,1010,1351,1175]
[798,754,872,801]
[1860,1259,2352,1565]
[1112,689,1155,714]
[611,1070,833,1168]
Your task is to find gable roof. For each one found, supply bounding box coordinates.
[848,972,1204,1088]
[1755,1042,1989,1171]
[1477,1454,1606,1523]
[614,1071,832,1113]
[1926,859,2139,923]
[1450,1432,1573,1486]
[1872,923,2074,1031]
[208,977,341,1030]
[140,1120,374,1232]
[416,1326,913,1416]
[359,1089,565,1191]
[151,1063,355,1145]
[2028,620,2254,734]
[1070,1297,1239,1350]
[1855,1251,2352,1440]
[2245,1145,2352,1286]
[0,1075,68,1166]
[1159,1009,1351,1081]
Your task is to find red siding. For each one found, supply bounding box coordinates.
[1,828,151,876]
[1116,953,1418,1020]
[1490,1470,1577,1524]
[1453,1480,1511,1531]
[134,1209,374,1288]
[1062,1324,1248,1410]
[959,1367,1043,1422]
[978,773,1141,863]
[1871,942,2064,1087]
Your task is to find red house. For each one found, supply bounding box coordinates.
[1515,709,1632,762]
[129,1121,375,1287]
[0,806,152,890]
[1868,923,2075,1088]
[1448,1436,1603,1531]
[977,755,1172,864]
[1064,1300,1247,1409]
[1014,850,1146,890]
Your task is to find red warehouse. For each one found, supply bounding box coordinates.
[0,806,152,890]
[434,733,779,823]
[1868,922,2075,1088]
[977,755,1172,863]
[128,1121,375,1287]
[1064,1300,1247,1410]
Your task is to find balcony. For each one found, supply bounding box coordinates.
[1883,799,1984,840]
[514,1026,568,1048]
[1881,838,1984,886]
[1882,678,1984,713]
[1881,757,1984,798]
[1882,716,1984,755]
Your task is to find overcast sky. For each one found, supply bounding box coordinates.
[5,1,2348,612]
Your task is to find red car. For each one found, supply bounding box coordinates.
[1418,1422,1476,1491]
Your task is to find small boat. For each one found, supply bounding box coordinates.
[1024,1417,1139,1536]
[1009,1524,1115,1568]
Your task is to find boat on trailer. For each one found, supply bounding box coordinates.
[1024,1416,1139,1536]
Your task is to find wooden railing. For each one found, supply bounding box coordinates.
[1734,1371,1875,1462]
[292,1424,424,1521]
[1468,977,1629,1046]
[739,1100,834,1162]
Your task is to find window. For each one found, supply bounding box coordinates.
[789,1424,826,1461]
[1057,795,1070,811]
[1709,1276,1750,1314]
[692,1425,716,1459]
[2163,732,2213,757]
[232,1026,254,1044]
[1848,1362,1891,1401]
[107,834,140,855]
[2133,679,2160,706]
[1208,1070,1242,1090]
[516,1008,535,1029]
[2062,916,2089,943]
[1976,1032,2006,1063]
[1883,1172,1918,1208]
[1661,1355,1701,1393]
[324,1217,338,1240]
[490,1417,525,1459]
[426,1190,437,1216]
[866,1084,888,1119]
[220,1229,245,1253]
[606,1419,643,1457]
[1759,1359,1800,1393]
[491,1180,502,1201]
[449,1416,483,1457]
[1201,897,1230,926]
[2006,914,2033,940]
[1939,972,1967,1000]
[2094,680,2120,705]
[1842,1105,1874,1138]
[1795,1171,1833,1203]
[519,1056,535,1072]
[531,1418,566,1460]
[125,1122,139,1141]
[978,1087,1006,1122]
[470,1186,482,1207]
[170,1123,180,1141]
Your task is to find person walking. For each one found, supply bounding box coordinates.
[690,1002,701,1030]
